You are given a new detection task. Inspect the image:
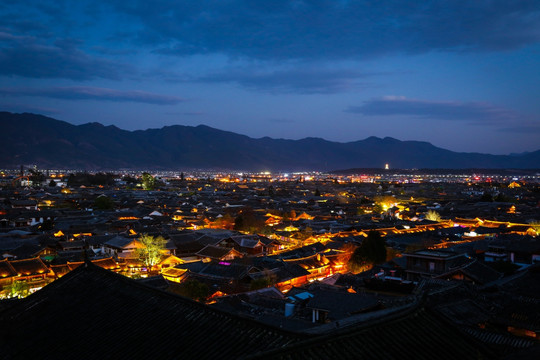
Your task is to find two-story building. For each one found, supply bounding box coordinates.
[404,249,469,281]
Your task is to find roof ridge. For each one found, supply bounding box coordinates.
[3,260,308,338]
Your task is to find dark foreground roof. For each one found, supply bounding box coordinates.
[0,262,300,360]
[248,307,496,360]
[0,262,497,360]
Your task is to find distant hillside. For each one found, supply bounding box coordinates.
[1,112,539,171]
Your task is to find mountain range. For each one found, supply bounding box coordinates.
[1,112,539,171]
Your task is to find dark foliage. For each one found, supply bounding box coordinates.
[94,195,114,210]
[350,231,387,267]
[173,279,209,302]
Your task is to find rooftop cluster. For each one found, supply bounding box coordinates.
[0,168,539,358]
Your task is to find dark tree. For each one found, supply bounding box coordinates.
[349,231,387,269]
[234,207,265,233]
[28,168,45,186]
[250,277,273,290]
[38,219,54,231]
[176,280,209,302]
[94,195,114,210]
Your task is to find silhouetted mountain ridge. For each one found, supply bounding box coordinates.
[1,112,538,170]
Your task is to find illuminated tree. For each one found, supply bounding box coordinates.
[530,221,540,236]
[141,172,156,190]
[374,195,397,206]
[4,280,30,299]
[425,210,441,222]
[137,234,167,271]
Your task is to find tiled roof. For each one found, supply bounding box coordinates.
[0,259,17,278]
[196,245,242,259]
[0,262,301,359]
[8,257,50,276]
[306,289,379,319]
[104,236,136,249]
[439,259,503,285]
[248,307,495,360]
[67,257,120,271]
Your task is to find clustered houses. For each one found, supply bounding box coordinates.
[0,170,539,356]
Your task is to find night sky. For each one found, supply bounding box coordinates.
[1,1,539,154]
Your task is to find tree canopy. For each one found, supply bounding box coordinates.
[94,195,114,210]
[173,279,209,302]
[4,280,30,299]
[137,234,167,270]
[425,210,441,222]
[349,231,387,272]
[28,168,45,187]
[141,172,156,190]
[234,208,266,233]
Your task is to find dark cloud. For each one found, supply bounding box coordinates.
[0,1,130,80]
[112,0,540,60]
[0,38,124,80]
[197,68,373,94]
[346,97,519,123]
[2,1,538,80]
[0,87,184,105]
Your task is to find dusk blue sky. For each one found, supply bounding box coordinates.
[1,1,539,154]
